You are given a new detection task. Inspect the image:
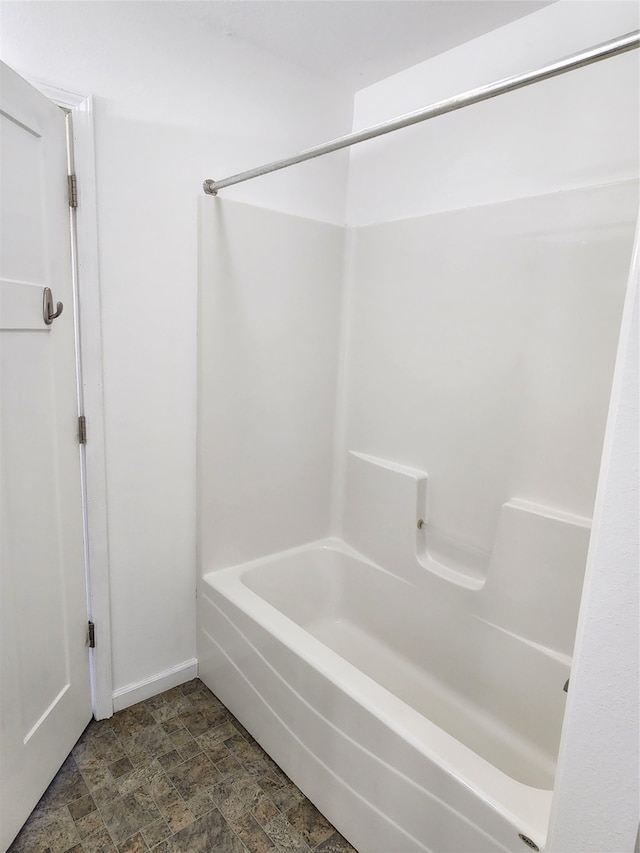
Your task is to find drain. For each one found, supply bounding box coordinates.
[518,834,539,851]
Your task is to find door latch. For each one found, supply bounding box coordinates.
[43,287,63,325]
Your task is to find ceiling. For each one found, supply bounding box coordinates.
[178,0,556,91]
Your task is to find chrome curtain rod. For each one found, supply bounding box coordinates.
[203,29,639,196]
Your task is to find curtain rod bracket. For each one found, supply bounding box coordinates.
[203,179,218,196]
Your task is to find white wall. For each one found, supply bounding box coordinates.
[547,232,639,853]
[0,0,352,703]
[347,1,639,225]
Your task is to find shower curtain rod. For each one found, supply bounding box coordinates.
[203,29,639,196]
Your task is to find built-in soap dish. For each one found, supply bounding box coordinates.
[416,521,489,590]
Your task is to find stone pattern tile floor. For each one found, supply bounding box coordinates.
[9,679,357,853]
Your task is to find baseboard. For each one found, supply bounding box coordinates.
[112,658,198,712]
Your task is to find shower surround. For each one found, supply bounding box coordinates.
[197,181,637,851]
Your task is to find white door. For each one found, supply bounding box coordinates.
[0,63,92,850]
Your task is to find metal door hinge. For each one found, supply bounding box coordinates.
[78,415,87,444]
[68,174,78,209]
[87,621,96,648]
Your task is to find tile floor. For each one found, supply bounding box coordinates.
[9,679,357,853]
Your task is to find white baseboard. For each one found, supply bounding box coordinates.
[112,658,198,712]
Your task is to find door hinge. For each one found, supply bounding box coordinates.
[78,415,87,445]
[87,621,96,649]
[68,173,78,209]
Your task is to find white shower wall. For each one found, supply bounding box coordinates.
[197,0,639,615]
[338,183,636,561]
[198,199,345,570]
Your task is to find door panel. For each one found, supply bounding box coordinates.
[0,62,92,851]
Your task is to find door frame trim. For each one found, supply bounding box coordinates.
[30,78,113,720]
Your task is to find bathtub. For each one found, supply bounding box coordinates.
[198,538,565,852]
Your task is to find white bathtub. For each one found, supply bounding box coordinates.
[198,538,565,853]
